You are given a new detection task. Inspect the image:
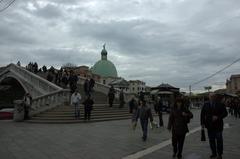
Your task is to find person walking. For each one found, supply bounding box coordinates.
[237,98,240,118]
[71,90,82,119]
[134,100,154,141]
[84,78,90,96]
[89,78,95,93]
[129,97,137,114]
[167,97,193,159]
[201,93,228,159]
[119,89,125,108]
[233,98,239,119]
[69,71,78,94]
[23,93,32,120]
[108,86,115,107]
[154,97,164,127]
[83,95,94,121]
[139,91,145,101]
[61,72,68,88]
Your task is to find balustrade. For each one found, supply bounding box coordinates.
[30,89,70,116]
[6,63,62,95]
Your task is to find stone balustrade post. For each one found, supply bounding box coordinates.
[13,100,25,122]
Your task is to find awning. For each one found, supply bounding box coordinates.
[222,93,238,98]
[150,90,159,95]
[157,91,174,95]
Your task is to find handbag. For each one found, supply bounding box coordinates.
[132,121,137,130]
[201,128,206,141]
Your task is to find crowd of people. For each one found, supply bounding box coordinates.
[26,62,39,73]
[70,77,96,121]
[129,92,231,159]
[23,61,80,92]
[46,68,79,93]
[20,61,237,159]
[225,97,240,118]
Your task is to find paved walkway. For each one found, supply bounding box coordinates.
[0,109,239,159]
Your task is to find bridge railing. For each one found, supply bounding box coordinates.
[30,89,70,116]
[6,63,62,95]
[0,64,70,116]
[77,76,134,102]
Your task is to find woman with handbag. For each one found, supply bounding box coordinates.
[168,97,193,159]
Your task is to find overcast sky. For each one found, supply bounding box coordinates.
[0,0,240,92]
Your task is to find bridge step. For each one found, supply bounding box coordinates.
[26,116,132,124]
[36,112,132,117]
[41,109,129,115]
[31,114,131,120]
[29,102,133,124]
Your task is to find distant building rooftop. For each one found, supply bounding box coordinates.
[230,74,240,79]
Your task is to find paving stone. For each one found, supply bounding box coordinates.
[0,109,239,159]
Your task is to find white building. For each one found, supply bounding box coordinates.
[226,74,240,95]
[128,80,146,95]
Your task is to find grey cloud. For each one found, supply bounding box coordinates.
[33,4,63,19]
[1,0,240,92]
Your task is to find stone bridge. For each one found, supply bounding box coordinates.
[0,64,134,119]
[0,64,70,116]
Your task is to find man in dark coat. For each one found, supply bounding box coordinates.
[201,93,228,159]
[89,78,95,93]
[61,73,68,88]
[129,97,137,113]
[69,71,78,94]
[135,100,154,141]
[108,86,115,107]
[47,72,54,82]
[154,97,164,127]
[83,95,94,121]
[84,79,90,96]
[168,98,193,159]
[139,91,144,101]
[119,89,125,108]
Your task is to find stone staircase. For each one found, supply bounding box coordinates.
[28,103,132,123]
[28,83,133,123]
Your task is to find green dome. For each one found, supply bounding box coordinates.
[92,44,118,78]
[92,60,118,77]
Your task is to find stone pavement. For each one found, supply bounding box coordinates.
[139,115,240,159]
[0,109,239,159]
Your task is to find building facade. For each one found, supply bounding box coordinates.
[128,80,146,95]
[226,74,240,95]
[151,83,180,109]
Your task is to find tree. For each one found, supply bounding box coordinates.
[49,66,55,73]
[42,65,47,73]
[62,63,77,69]
[204,86,212,92]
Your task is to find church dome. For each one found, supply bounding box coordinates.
[92,44,118,78]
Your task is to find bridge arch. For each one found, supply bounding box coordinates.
[0,74,29,94]
[0,76,27,108]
